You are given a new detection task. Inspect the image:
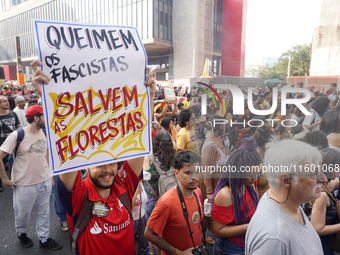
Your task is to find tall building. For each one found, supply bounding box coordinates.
[0,0,246,81]
[310,0,340,76]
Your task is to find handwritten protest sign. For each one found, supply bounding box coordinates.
[163,85,176,101]
[34,20,151,174]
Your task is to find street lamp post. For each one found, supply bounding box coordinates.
[298,54,301,76]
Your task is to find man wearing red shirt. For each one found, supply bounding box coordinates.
[30,59,156,255]
[145,151,204,255]
[58,160,143,255]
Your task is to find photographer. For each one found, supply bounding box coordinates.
[145,151,208,255]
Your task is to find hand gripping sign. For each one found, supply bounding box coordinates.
[34,20,151,174]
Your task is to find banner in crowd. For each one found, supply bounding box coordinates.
[17,73,26,85]
[34,20,151,174]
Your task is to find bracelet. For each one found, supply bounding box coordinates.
[207,192,213,195]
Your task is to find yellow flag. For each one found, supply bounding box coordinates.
[203,58,208,78]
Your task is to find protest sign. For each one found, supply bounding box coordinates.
[17,73,26,85]
[34,20,151,174]
[163,85,176,101]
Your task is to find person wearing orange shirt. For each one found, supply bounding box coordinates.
[145,151,205,255]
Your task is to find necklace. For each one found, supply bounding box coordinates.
[268,184,291,204]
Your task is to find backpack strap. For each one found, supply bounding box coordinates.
[116,181,132,218]
[321,186,340,219]
[148,155,166,175]
[14,127,47,158]
[14,128,25,157]
[144,179,158,197]
[310,110,316,125]
[70,190,94,254]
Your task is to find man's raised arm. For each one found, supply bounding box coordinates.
[30,60,78,191]
[127,67,156,177]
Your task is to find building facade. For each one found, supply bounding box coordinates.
[0,0,245,81]
[310,0,340,76]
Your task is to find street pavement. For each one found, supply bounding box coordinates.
[0,179,69,255]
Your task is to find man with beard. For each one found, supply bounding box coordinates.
[0,105,62,250]
[245,140,327,255]
[29,59,156,255]
[145,151,204,255]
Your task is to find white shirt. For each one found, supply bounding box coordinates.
[13,107,28,127]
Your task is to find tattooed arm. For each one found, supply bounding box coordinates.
[144,226,193,255]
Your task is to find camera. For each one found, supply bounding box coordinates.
[192,245,209,255]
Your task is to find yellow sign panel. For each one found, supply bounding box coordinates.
[17,73,26,85]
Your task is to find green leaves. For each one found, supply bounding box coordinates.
[247,43,311,79]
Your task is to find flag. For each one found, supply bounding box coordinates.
[203,58,208,78]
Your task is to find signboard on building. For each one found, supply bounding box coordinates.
[34,20,151,174]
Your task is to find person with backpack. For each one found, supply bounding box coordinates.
[29,59,156,255]
[143,128,177,255]
[0,104,62,250]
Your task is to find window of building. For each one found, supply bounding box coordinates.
[11,0,28,7]
[213,0,223,53]
[153,0,172,42]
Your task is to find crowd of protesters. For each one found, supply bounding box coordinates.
[2,59,340,255]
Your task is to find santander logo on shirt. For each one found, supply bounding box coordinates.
[90,221,102,234]
[90,216,131,235]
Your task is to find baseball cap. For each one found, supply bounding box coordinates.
[26,105,43,118]
[15,96,25,103]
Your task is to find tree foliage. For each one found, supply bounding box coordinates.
[247,43,311,79]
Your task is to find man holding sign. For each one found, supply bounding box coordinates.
[31,59,156,255]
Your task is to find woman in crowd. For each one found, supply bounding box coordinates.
[274,125,290,140]
[253,124,274,198]
[160,116,177,143]
[290,124,309,140]
[303,96,330,131]
[211,138,261,255]
[177,108,199,153]
[200,116,229,245]
[233,100,252,140]
[143,129,176,255]
[303,130,329,151]
[21,88,29,101]
[320,111,340,152]
[201,116,229,203]
[311,148,340,255]
[132,180,149,255]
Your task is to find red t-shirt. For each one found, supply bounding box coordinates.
[58,161,140,255]
[147,187,203,255]
[151,128,157,139]
[211,188,256,246]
